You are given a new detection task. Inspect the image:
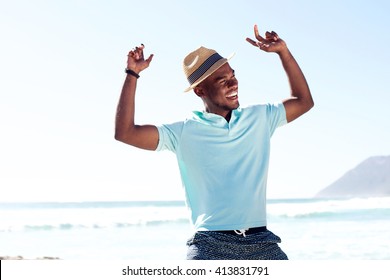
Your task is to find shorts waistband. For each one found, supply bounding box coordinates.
[214,226,267,236]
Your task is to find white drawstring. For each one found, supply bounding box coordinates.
[234,229,249,237]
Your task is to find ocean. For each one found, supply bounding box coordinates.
[1,197,390,260]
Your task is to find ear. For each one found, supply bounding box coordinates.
[193,85,206,98]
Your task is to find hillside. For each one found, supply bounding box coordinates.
[315,156,390,198]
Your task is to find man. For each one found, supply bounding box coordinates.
[115,25,314,260]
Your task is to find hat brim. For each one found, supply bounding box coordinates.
[184,52,235,92]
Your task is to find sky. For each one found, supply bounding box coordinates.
[0,0,389,202]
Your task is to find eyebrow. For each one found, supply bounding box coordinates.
[214,69,235,82]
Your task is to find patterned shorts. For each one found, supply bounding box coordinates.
[186,229,288,260]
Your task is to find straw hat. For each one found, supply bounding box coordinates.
[183,46,234,92]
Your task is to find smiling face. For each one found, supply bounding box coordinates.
[194,63,239,121]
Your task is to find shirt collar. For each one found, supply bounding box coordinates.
[191,107,242,127]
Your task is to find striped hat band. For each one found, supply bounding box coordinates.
[183,46,234,92]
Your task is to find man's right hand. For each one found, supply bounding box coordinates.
[127,44,154,74]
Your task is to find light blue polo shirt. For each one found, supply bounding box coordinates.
[156,103,287,231]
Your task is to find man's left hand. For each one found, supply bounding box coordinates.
[246,25,287,54]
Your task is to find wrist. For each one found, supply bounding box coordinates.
[125,68,140,79]
[277,48,292,60]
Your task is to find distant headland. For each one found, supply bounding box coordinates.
[315,155,390,198]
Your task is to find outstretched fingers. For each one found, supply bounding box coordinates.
[246,37,270,50]
[246,37,258,47]
[254,24,266,42]
[246,24,268,49]
[246,25,285,53]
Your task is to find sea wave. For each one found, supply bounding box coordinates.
[267,197,390,220]
[0,204,190,232]
[1,218,191,232]
[1,197,389,232]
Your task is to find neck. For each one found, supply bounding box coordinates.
[225,111,232,122]
[205,108,232,122]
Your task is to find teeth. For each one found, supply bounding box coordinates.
[227,92,238,98]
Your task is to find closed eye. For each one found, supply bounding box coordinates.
[215,69,235,85]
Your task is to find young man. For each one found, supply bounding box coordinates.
[115,25,314,260]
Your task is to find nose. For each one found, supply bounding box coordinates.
[227,77,238,88]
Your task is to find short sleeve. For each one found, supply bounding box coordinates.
[267,102,287,136]
[156,122,184,153]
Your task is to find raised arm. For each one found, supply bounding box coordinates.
[114,44,159,150]
[246,25,314,123]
